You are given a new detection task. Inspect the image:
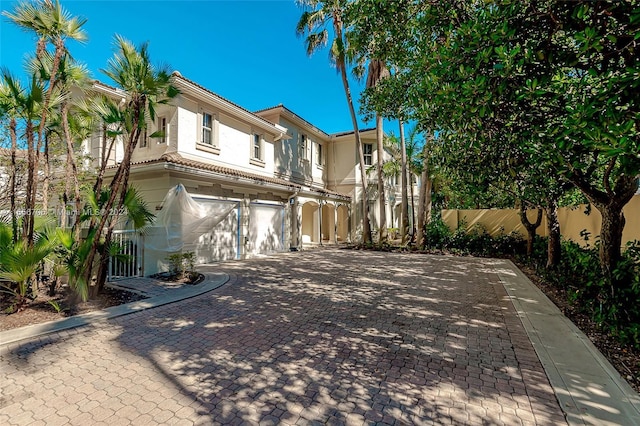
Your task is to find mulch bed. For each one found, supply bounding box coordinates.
[1,272,204,333]
[0,284,146,332]
[149,272,204,285]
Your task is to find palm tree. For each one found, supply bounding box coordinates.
[82,35,177,296]
[3,0,87,247]
[383,125,425,242]
[399,120,410,244]
[0,220,58,312]
[0,72,24,242]
[366,59,390,243]
[56,186,154,302]
[415,131,435,248]
[31,53,91,240]
[296,0,372,243]
[0,69,44,243]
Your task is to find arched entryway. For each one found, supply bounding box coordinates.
[336,204,349,243]
[393,203,402,230]
[301,201,320,244]
[321,203,335,243]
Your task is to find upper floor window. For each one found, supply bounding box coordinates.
[252,133,262,160]
[388,172,399,186]
[202,113,213,145]
[158,117,167,144]
[316,142,324,166]
[299,133,308,160]
[363,143,373,166]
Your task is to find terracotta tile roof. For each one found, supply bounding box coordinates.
[331,127,377,137]
[0,147,27,159]
[254,104,331,138]
[141,152,299,189]
[171,72,280,130]
[253,103,283,115]
[307,186,351,200]
[126,153,351,200]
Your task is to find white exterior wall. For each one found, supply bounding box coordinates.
[270,117,328,188]
[311,139,327,187]
[127,175,172,211]
[327,137,356,188]
[131,105,176,163]
[163,97,277,177]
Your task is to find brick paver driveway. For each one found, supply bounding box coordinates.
[1,249,566,425]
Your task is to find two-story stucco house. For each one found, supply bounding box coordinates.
[85,72,403,276]
[254,105,401,245]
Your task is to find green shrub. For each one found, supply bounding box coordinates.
[424,218,525,258]
[534,239,640,348]
[424,217,453,249]
[165,251,198,281]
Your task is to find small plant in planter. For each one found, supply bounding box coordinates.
[165,251,199,283]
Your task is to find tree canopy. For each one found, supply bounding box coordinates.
[355,0,640,273]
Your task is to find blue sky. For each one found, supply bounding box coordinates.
[0,0,377,134]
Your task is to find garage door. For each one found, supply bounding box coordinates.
[247,202,285,256]
[192,198,239,262]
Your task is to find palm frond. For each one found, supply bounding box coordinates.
[122,187,155,230]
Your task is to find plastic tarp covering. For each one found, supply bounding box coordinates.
[144,184,236,257]
[247,203,284,255]
[192,198,238,262]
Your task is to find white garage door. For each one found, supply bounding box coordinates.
[192,198,239,262]
[247,202,285,256]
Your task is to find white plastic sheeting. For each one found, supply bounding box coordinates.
[247,203,284,255]
[144,184,236,273]
[192,198,238,263]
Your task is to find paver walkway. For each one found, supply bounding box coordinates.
[1,250,567,425]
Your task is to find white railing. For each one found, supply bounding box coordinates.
[108,230,143,280]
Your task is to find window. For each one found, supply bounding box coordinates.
[252,133,262,160]
[158,117,167,143]
[299,133,308,160]
[316,143,324,166]
[202,113,213,145]
[363,143,373,166]
[197,111,219,153]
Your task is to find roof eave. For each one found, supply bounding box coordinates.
[172,76,287,140]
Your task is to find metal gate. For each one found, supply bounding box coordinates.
[108,230,143,280]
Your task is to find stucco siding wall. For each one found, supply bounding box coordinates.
[441,208,546,238]
[168,104,276,177]
[128,175,172,212]
[442,194,640,248]
[274,117,323,186]
[328,139,356,187]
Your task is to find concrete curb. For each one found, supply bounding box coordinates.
[494,259,640,425]
[0,273,230,346]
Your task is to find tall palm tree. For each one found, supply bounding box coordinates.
[383,125,425,242]
[296,0,372,243]
[366,59,390,243]
[0,72,23,242]
[398,120,410,244]
[3,0,87,247]
[83,35,177,295]
[416,131,435,248]
[0,69,44,243]
[31,53,91,241]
